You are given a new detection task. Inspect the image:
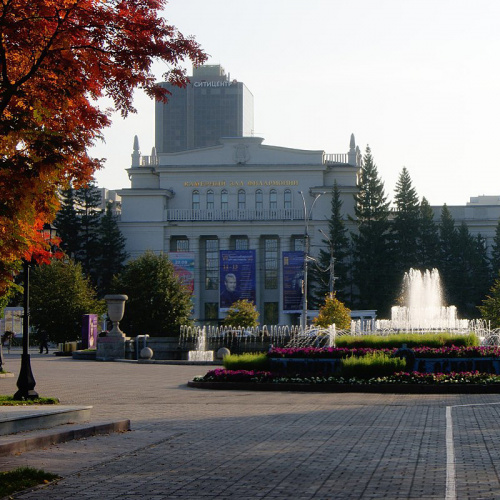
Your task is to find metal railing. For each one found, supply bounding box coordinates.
[166,208,303,222]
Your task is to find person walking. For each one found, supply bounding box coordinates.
[39,332,49,354]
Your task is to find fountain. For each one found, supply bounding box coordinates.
[380,268,469,331]
[188,326,214,362]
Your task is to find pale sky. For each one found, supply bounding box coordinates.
[92,0,500,207]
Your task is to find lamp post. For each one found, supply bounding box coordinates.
[319,228,336,295]
[299,191,325,331]
[13,223,57,400]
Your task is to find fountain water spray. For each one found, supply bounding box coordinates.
[384,268,468,331]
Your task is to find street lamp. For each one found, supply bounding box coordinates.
[319,228,336,295]
[13,223,57,400]
[299,191,325,331]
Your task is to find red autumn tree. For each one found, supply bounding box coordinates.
[0,0,206,302]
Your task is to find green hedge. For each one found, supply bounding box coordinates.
[340,352,407,379]
[222,352,270,371]
[336,333,479,349]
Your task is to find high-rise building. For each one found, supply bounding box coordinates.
[155,65,254,153]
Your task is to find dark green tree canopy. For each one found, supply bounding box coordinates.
[97,202,128,296]
[418,197,440,269]
[30,258,106,344]
[74,181,102,284]
[54,187,80,258]
[311,181,350,306]
[393,167,420,274]
[112,251,193,336]
[351,146,394,316]
[478,274,500,328]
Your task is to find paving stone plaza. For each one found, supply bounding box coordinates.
[2,351,500,499]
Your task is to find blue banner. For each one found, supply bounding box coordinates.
[283,251,304,313]
[220,250,256,311]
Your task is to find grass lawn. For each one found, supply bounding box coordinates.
[0,395,59,406]
[0,467,59,497]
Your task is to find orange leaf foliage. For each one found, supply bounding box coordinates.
[0,0,207,298]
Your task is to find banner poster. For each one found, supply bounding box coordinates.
[283,251,304,314]
[168,252,195,294]
[81,314,98,349]
[219,250,256,311]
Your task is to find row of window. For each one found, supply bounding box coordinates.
[192,189,293,211]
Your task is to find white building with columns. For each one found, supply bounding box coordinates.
[117,135,362,326]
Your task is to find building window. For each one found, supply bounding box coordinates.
[270,189,277,210]
[284,189,292,209]
[207,190,214,210]
[232,237,249,250]
[264,302,279,325]
[177,239,189,252]
[204,303,219,323]
[238,189,246,210]
[205,238,219,290]
[292,237,304,252]
[255,189,263,211]
[264,237,278,289]
[221,189,228,211]
[192,190,200,210]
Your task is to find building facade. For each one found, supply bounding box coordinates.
[431,196,500,253]
[117,135,362,326]
[155,65,254,153]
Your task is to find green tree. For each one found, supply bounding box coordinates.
[393,167,420,275]
[417,197,440,269]
[490,220,500,278]
[438,204,458,305]
[74,181,103,286]
[351,146,394,316]
[112,251,193,336]
[54,186,80,258]
[313,293,351,330]
[223,300,260,328]
[470,234,491,316]
[97,202,128,296]
[478,274,500,328]
[29,258,106,344]
[311,181,350,306]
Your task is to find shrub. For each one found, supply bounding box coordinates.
[340,352,406,379]
[336,333,479,349]
[313,293,351,329]
[223,300,259,328]
[223,352,270,371]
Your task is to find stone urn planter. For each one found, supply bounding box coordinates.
[97,294,129,360]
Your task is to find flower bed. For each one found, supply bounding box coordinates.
[188,369,500,393]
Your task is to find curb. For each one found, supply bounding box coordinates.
[0,419,131,456]
[187,381,500,394]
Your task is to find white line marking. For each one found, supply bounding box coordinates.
[445,406,456,500]
[445,401,500,500]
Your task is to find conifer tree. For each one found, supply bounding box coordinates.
[393,167,420,276]
[417,197,440,269]
[97,202,129,296]
[438,204,458,306]
[311,181,350,306]
[470,233,491,316]
[74,181,102,286]
[54,187,80,258]
[351,146,394,316]
[490,220,500,278]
